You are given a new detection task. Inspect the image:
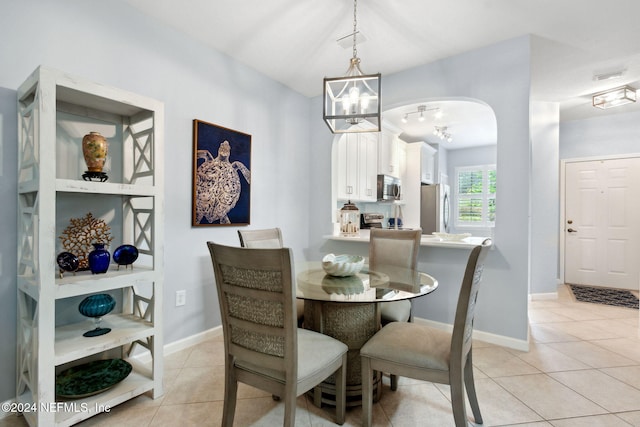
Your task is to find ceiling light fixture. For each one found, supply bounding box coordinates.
[401,105,440,124]
[323,0,381,134]
[592,85,636,109]
[433,126,452,143]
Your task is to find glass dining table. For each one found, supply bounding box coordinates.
[295,262,438,407]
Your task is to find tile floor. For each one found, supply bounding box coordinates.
[3,284,640,426]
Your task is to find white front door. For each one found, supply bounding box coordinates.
[564,157,640,290]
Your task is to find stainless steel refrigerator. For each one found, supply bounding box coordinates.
[420,184,450,234]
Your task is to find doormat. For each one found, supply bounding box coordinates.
[568,284,639,309]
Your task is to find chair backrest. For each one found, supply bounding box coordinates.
[369,228,422,270]
[207,242,297,379]
[451,239,492,362]
[238,227,283,248]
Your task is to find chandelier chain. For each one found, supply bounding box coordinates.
[352,0,358,59]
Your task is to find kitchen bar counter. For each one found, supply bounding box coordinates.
[325,229,491,249]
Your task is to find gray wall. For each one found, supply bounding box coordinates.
[560,109,640,160]
[530,102,560,295]
[0,0,312,402]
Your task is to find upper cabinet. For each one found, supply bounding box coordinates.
[421,143,437,184]
[336,133,378,202]
[378,127,400,178]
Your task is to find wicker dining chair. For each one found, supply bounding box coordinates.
[368,228,422,390]
[237,228,304,327]
[361,239,492,427]
[207,242,348,427]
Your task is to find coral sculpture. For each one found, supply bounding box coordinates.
[59,213,113,270]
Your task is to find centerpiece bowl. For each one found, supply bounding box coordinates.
[322,253,365,277]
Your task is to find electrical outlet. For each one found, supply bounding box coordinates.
[175,290,186,306]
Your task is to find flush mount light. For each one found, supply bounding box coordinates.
[592,85,636,109]
[323,0,381,133]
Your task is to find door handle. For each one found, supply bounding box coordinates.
[567,228,577,233]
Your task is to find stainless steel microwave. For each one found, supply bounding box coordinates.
[377,175,402,201]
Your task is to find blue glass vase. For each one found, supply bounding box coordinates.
[88,243,110,274]
[78,293,116,337]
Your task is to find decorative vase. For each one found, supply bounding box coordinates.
[78,294,116,337]
[88,243,110,274]
[82,131,109,182]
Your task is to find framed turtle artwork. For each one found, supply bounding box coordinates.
[192,119,251,226]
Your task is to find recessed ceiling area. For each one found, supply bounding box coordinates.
[383,100,497,150]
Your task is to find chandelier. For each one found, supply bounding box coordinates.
[433,126,452,142]
[323,0,381,134]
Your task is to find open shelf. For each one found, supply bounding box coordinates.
[16,66,164,426]
[55,314,154,365]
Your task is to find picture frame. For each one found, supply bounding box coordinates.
[192,119,251,226]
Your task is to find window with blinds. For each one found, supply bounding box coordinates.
[455,165,496,227]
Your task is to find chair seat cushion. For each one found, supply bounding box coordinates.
[379,300,411,323]
[237,329,347,384]
[361,322,451,371]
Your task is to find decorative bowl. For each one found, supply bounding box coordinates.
[432,232,472,241]
[322,253,365,277]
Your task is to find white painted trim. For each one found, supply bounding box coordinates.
[529,292,558,301]
[413,317,529,352]
[134,326,223,364]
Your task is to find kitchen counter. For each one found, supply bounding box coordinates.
[325,229,491,249]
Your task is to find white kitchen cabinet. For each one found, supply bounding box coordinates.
[16,66,164,426]
[421,143,437,184]
[359,132,378,201]
[378,127,400,177]
[336,133,378,202]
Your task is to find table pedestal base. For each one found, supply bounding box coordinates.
[303,300,381,407]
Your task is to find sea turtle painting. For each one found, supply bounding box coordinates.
[195,140,251,224]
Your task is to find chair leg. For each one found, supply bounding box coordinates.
[390,374,399,391]
[361,357,373,427]
[464,352,483,424]
[283,389,297,427]
[450,369,468,427]
[222,366,238,427]
[335,353,347,425]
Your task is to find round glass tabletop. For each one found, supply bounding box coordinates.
[296,263,438,302]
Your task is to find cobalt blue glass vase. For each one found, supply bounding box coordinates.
[88,243,110,274]
[78,293,116,337]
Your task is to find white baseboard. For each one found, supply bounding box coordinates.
[529,292,558,301]
[133,326,223,364]
[413,317,530,352]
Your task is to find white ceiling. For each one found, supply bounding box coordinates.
[123,0,640,148]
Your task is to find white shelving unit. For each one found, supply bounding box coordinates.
[16,66,164,426]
